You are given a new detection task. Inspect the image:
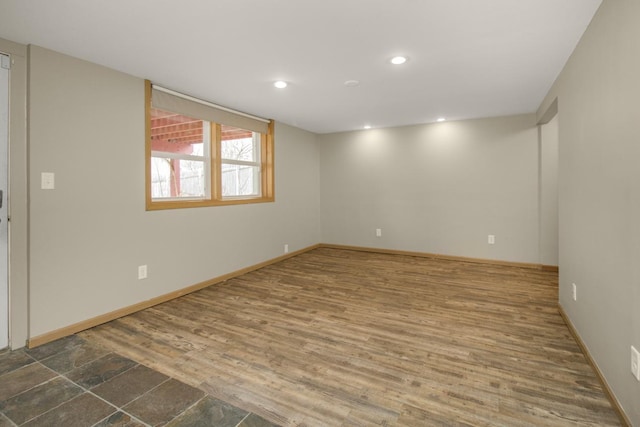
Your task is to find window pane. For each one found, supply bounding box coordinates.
[221,164,260,197]
[151,108,206,157]
[152,157,206,198]
[221,124,259,162]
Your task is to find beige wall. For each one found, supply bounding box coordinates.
[28,46,321,339]
[318,115,540,264]
[0,38,28,349]
[537,0,640,422]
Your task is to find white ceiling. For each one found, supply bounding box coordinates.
[0,0,601,134]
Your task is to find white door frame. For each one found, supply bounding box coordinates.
[0,52,9,349]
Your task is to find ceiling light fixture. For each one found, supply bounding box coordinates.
[274,80,288,89]
[437,117,446,122]
[364,125,372,129]
[390,56,407,65]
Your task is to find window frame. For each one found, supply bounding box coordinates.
[145,80,274,210]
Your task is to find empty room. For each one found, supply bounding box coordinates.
[0,0,638,426]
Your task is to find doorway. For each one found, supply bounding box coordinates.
[540,114,559,268]
[0,53,9,349]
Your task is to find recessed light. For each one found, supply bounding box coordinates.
[274,80,288,89]
[390,56,408,65]
[364,125,372,129]
[344,80,360,87]
[437,117,446,122]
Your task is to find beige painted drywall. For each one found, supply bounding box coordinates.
[540,115,559,267]
[537,0,639,422]
[27,45,321,338]
[0,38,28,349]
[318,114,539,263]
[318,114,539,264]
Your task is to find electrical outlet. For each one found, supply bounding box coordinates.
[376,228,382,237]
[631,346,640,381]
[284,244,289,254]
[488,235,495,245]
[138,265,148,280]
[572,283,577,301]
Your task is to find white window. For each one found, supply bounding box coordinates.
[221,125,261,197]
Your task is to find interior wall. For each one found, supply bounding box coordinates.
[537,0,640,422]
[28,45,321,339]
[0,38,28,349]
[318,114,540,264]
[539,115,559,267]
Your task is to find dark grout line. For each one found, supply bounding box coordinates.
[10,361,73,425]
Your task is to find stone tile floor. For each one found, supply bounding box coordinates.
[0,335,280,426]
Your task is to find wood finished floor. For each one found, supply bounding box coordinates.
[81,248,620,426]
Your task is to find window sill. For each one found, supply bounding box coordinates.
[146,196,274,211]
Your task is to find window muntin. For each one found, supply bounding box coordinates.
[145,81,274,210]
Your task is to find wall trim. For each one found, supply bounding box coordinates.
[28,242,556,348]
[28,244,320,348]
[320,244,550,270]
[558,304,631,427]
[27,244,625,423]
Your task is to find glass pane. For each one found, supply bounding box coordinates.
[151,157,206,198]
[221,164,260,197]
[151,108,206,157]
[221,124,259,162]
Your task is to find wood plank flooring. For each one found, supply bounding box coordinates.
[80,248,620,426]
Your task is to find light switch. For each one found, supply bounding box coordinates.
[41,172,55,190]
